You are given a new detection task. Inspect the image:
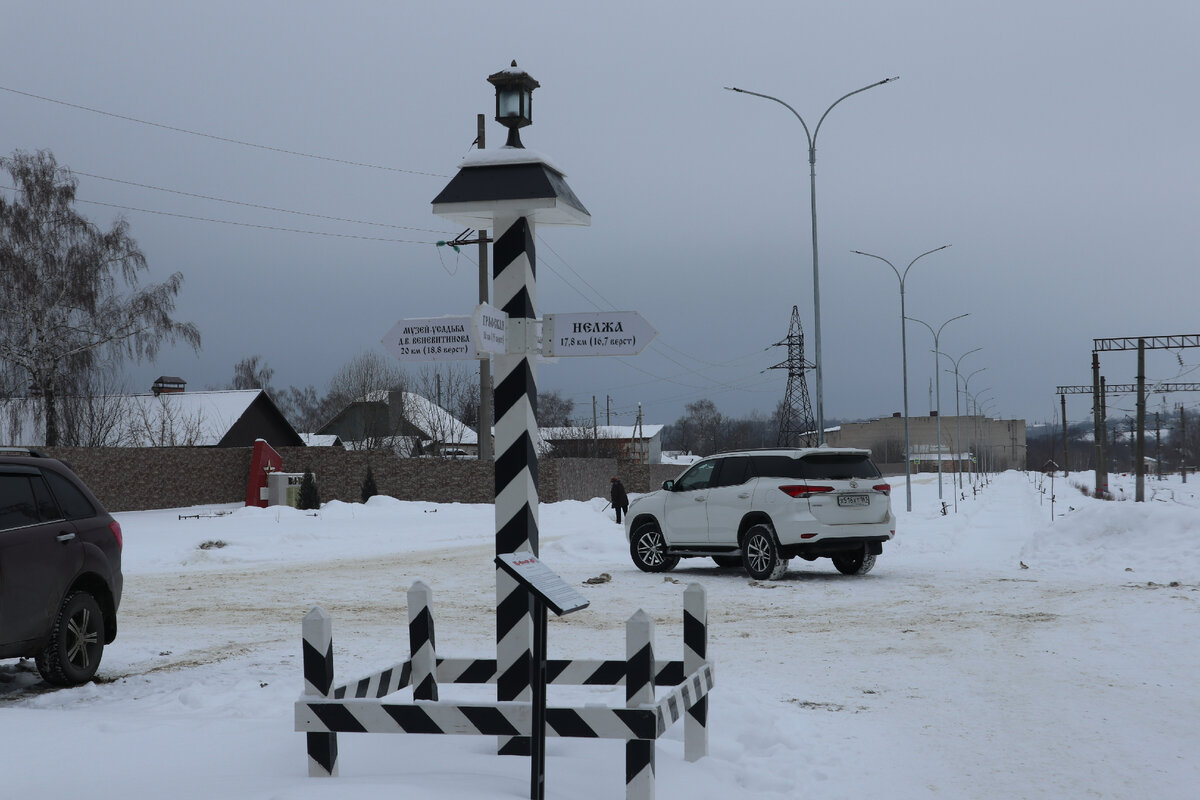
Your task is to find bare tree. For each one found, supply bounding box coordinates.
[125,394,206,446]
[328,350,406,407]
[0,150,201,445]
[537,390,575,427]
[319,350,413,452]
[276,384,342,433]
[58,367,134,446]
[681,399,725,456]
[231,355,276,394]
[412,365,476,456]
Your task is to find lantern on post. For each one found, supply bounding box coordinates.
[488,61,540,147]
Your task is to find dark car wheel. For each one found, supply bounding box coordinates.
[630,522,679,573]
[36,591,105,686]
[832,548,877,576]
[742,524,789,580]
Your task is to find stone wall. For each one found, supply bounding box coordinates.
[39,447,689,512]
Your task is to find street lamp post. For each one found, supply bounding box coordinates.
[960,368,987,490]
[938,346,981,509]
[971,390,995,485]
[725,77,898,444]
[907,313,968,502]
[851,245,951,511]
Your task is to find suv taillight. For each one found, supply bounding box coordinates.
[109,520,123,549]
[873,483,891,495]
[779,485,834,498]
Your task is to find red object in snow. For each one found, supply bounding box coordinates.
[246,439,283,507]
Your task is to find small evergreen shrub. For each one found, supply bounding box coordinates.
[297,467,321,510]
[361,465,378,503]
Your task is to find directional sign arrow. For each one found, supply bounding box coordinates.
[541,311,656,358]
[381,315,478,362]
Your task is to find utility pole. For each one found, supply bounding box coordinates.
[1136,339,1146,501]
[476,114,493,463]
[436,115,495,461]
[1060,392,1069,475]
[1182,405,1188,483]
[1092,352,1107,497]
[606,395,611,426]
[1155,410,1162,480]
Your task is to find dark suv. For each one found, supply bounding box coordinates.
[0,451,122,685]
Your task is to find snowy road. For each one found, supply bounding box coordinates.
[2,471,1197,798]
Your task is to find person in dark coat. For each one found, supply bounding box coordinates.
[610,476,629,524]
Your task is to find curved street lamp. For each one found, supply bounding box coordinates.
[851,245,951,511]
[907,312,968,501]
[725,77,898,444]
[961,368,987,488]
[938,346,982,507]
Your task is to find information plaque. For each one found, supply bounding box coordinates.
[495,553,590,616]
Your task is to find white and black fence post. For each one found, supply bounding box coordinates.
[683,583,708,761]
[302,607,337,777]
[407,581,438,701]
[626,609,656,800]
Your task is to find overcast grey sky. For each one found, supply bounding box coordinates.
[4,0,1198,430]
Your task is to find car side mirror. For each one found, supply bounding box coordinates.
[662,479,674,491]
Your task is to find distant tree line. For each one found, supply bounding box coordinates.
[1026,408,1199,475]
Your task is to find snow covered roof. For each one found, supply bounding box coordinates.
[300,433,343,447]
[457,146,567,176]
[538,425,664,441]
[0,390,284,447]
[357,390,477,446]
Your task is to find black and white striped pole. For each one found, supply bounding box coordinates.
[433,62,590,757]
[683,583,708,761]
[301,606,337,777]
[626,609,656,798]
[407,581,438,701]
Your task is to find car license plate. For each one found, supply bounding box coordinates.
[837,494,870,507]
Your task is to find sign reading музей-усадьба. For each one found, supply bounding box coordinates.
[381,303,507,363]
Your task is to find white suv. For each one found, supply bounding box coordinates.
[625,447,895,580]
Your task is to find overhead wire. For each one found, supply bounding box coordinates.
[0,84,447,178]
[71,170,451,234]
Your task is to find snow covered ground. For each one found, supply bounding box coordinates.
[2,469,1197,798]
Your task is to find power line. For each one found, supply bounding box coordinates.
[71,170,451,234]
[69,195,439,245]
[0,84,448,178]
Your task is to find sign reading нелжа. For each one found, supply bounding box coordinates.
[495,553,590,616]
[541,311,657,358]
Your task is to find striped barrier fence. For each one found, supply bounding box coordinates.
[297,581,713,799]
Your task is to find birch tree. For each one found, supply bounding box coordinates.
[0,150,200,444]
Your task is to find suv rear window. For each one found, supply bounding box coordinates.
[43,470,97,520]
[0,473,41,530]
[751,453,880,480]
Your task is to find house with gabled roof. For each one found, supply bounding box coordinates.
[0,377,303,448]
[316,390,478,456]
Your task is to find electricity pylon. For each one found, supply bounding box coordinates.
[770,306,817,447]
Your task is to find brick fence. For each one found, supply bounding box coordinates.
[42,447,685,512]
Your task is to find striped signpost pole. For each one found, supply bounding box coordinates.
[432,62,590,758]
[302,607,337,777]
[492,213,539,755]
